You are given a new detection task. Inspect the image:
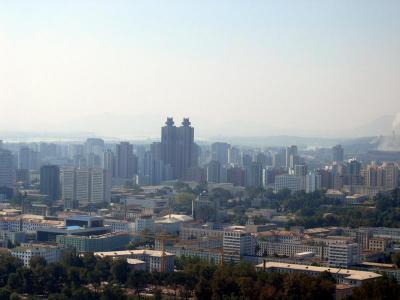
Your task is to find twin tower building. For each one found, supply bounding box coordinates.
[59,117,197,209]
[161,117,197,180]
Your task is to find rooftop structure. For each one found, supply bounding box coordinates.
[94,249,175,272]
[256,261,381,286]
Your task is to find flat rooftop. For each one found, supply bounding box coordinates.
[94,249,174,258]
[66,215,103,221]
[257,262,382,281]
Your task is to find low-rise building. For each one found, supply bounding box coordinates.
[256,261,381,287]
[368,237,391,252]
[11,243,63,267]
[223,226,256,262]
[94,249,174,272]
[56,232,131,253]
[328,242,360,268]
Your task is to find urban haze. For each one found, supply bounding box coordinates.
[0,1,400,300]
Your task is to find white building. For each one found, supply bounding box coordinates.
[223,226,255,261]
[274,175,303,193]
[104,219,134,232]
[0,215,63,233]
[155,214,193,234]
[305,173,322,193]
[134,215,155,233]
[328,242,361,268]
[256,262,381,287]
[11,243,63,267]
[62,167,111,209]
[75,169,89,204]
[61,168,75,209]
[95,249,175,272]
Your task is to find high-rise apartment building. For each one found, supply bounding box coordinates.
[332,144,344,163]
[364,162,399,190]
[294,164,308,176]
[177,118,196,179]
[228,147,240,165]
[381,162,399,189]
[207,160,221,183]
[227,166,245,186]
[272,150,286,168]
[305,173,322,193]
[0,149,15,189]
[84,138,104,157]
[103,149,115,176]
[348,159,362,185]
[40,165,60,201]
[161,118,196,180]
[286,145,298,169]
[115,142,137,179]
[223,227,255,262]
[245,162,263,188]
[211,142,230,166]
[18,147,39,170]
[62,168,111,209]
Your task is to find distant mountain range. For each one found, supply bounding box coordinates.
[0,114,397,146]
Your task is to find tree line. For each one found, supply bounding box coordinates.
[0,251,399,299]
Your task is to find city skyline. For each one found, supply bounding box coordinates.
[2,2,400,298]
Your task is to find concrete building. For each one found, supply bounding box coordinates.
[228,147,241,165]
[56,231,131,253]
[245,162,263,188]
[11,243,63,267]
[115,142,137,179]
[256,262,381,287]
[211,142,230,166]
[62,168,111,209]
[328,242,360,268]
[0,149,15,189]
[223,226,255,262]
[40,165,60,201]
[161,118,197,180]
[84,138,104,157]
[0,214,63,233]
[155,214,193,234]
[305,173,322,193]
[286,145,298,169]
[95,249,175,272]
[274,175,303,193]
[332,144,344,163]
[18,147,39,170]
[207,160,221,183]
[134,215,155,233]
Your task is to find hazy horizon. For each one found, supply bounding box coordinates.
[1,1,400,139]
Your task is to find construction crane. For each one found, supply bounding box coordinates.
[137,231,179,272]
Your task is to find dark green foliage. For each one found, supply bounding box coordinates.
[290,188,400,228]
[0,250,398,299]
[351,276,400,300]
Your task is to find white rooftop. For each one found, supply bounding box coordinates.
[257,262,382,281]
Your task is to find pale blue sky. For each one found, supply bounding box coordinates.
[1,1,399,138]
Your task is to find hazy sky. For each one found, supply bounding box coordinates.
[1,1,400,139]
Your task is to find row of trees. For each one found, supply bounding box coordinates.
[0,251,399,299]
[289,188,400,228]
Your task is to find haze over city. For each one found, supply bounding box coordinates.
[3,2,400,299]
[1,1,400,139]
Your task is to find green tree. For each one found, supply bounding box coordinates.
[111,258,129,284]
[127,270,150,295]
